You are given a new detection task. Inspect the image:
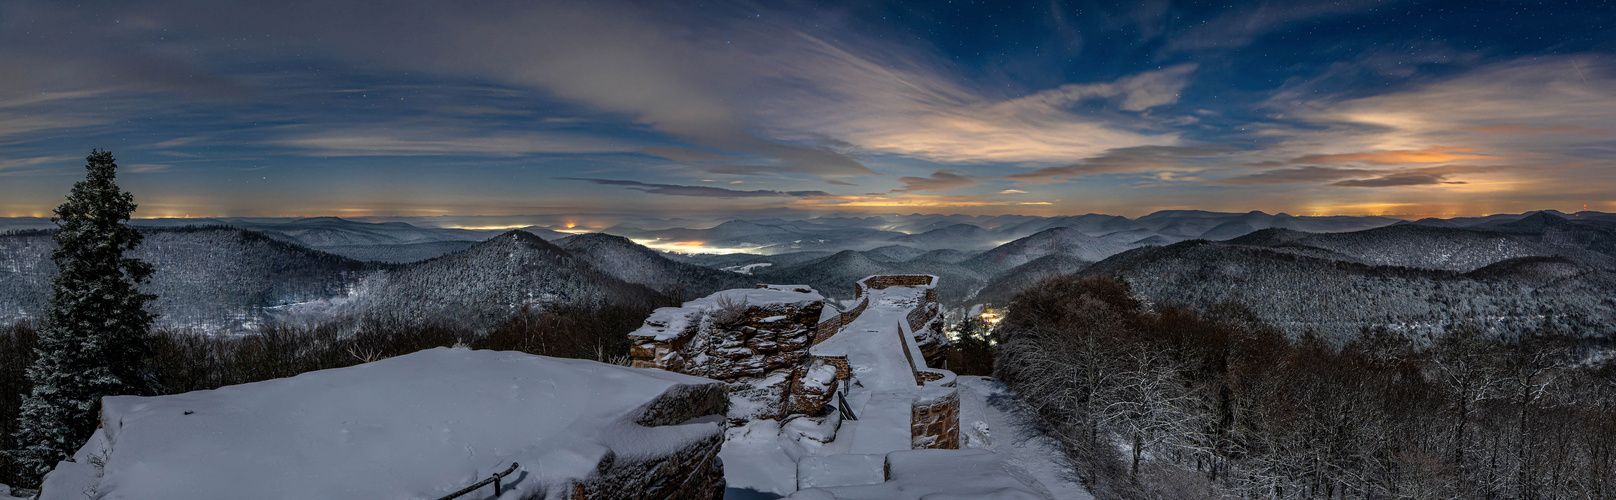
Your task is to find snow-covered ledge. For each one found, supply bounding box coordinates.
[38,348,729,500]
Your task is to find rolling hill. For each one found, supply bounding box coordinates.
[553,233,753,300]
[356,231,668,330]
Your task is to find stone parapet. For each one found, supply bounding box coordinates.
[812,295,868,347]
[857,274,938,294]
[788,357,842,415]
[910,389,961,450]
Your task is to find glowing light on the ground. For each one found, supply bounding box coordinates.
[632,238,761,255]
[978,308,1004,325]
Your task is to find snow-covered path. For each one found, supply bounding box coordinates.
[720,281,1092,499]
[721,286,935,498]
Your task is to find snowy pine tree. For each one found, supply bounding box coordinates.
[7,150,155,483]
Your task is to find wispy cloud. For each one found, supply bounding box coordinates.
[276,127,634,157]
[767,63,1196,164]
[639,147,739,163]
[556,178,830,199]
[1332,173,1461,187]
[1292,56,1616,155]
[1214,166,1366,185]
[1331,165,1498,188]
[1005,145,1231,182]
[124,163,174,174]
[0,155,78,177]
[891,170,977,193]
[1214,164,1498,187]
[1291,146,1490,165]
[791,192,1048,211]
[1461,125,1610,136]
[1163,1,1395,53]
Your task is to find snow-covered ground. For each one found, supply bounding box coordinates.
[787,449,1048,499]
[955,376,1094,500]
[38,348,726,500]
[0,484,31,499]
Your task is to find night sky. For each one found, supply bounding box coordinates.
[1,0,1613,222]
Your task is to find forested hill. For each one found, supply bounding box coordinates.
[0,227,374,331]
[1228,216,1616,272]
[1,228,675,334]
[1082,237,1616,342]
[356,231,670,330]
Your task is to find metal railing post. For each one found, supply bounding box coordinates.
[435,462,521,500]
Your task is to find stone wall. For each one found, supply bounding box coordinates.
[892,320,926,385]
[787,357,841,415]
[911,390,961,450]
[858,274,937,292]
[909,306,950,369]
[812,296,867,347]
[819,355,851,380]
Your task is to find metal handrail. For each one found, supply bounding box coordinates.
[437,462,521,500]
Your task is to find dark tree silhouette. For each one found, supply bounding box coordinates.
[7,150,155,483]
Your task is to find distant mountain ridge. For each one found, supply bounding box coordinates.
[590,209,1456,256]
[1059,212,1616,341]
[6,209,1614,337]
[553,233,754,300]
[1,227,694,333]
[4,209,1605,261]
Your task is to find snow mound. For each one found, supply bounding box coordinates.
[0,484,31,499]
[41,348,726,500]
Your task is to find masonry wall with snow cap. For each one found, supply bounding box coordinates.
[37,348,729,500]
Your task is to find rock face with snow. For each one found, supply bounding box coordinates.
[629,284,827,421]
[788,357,841,415]
[37,348,728,500]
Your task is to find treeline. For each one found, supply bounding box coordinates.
[995,275,1616,499]
[0,302,651,487]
